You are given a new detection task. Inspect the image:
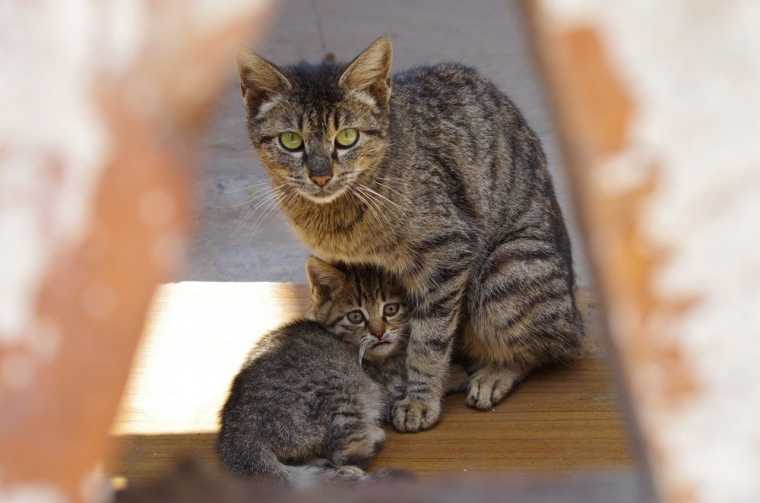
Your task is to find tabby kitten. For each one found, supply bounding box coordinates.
[218,257,460,485]
[237,37,583,432]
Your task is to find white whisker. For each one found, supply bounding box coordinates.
[230,184,292,240]
[361,184,404,212]
[355,185,392,228]
[372,178,412,205]
[358,337,374,367]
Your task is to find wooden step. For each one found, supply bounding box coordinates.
[109,283,633,483]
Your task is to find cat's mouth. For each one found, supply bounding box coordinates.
[284,173,358,205]
[295,183,350,204]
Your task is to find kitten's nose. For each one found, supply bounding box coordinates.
[310,174,332,187]
[369,321,385,339]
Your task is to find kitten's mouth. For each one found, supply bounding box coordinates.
[358,338,394,366]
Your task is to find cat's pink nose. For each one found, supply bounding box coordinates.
[310,175,332,187]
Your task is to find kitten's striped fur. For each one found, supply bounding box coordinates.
[218,258,465,484]
[238,37,583,431]
[217,258,412,483]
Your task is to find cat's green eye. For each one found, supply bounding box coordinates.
[335,128,359,148]
[278,131,303,151]
[383,303,400,317]
[346,310,365,325]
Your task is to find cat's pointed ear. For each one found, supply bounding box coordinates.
[306,256,347,303]
[237,50,292,115]
[338,36,392,106]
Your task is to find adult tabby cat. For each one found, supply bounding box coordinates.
[237,37,583,432]
[218,257,466,485]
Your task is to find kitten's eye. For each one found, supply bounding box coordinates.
[335,128,359,148]
[278,131,303,151]
[346,310,366,325]
[383,303,400,317]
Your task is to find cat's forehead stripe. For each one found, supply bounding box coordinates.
[322,109,330,132]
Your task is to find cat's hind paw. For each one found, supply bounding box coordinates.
[465,365,520,410]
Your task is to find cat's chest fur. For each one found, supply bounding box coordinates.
[284,194,411,268]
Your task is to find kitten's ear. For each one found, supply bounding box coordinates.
[237,50,292,115]
[338,36,392,106]
[306,256,347,303]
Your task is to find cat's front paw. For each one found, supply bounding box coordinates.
[392,397,440,432]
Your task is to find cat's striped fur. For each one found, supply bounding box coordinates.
[238,37,583,431]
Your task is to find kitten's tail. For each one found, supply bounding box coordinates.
[283,462,368,489]
[285,463,413,489]
[218,440,399,488]
[217,440,289,481]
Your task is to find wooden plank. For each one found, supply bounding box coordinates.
[116,464,646,503]
[110,283,632,484]
[526,2,760,502]
[0,2,273,501]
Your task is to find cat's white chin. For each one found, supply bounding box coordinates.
[298,187,349,204]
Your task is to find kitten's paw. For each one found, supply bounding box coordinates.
[392,397,440,432]
[465,366,520,410]
[333,465,368,481]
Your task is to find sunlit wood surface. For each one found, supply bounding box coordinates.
[110,282,633,483]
